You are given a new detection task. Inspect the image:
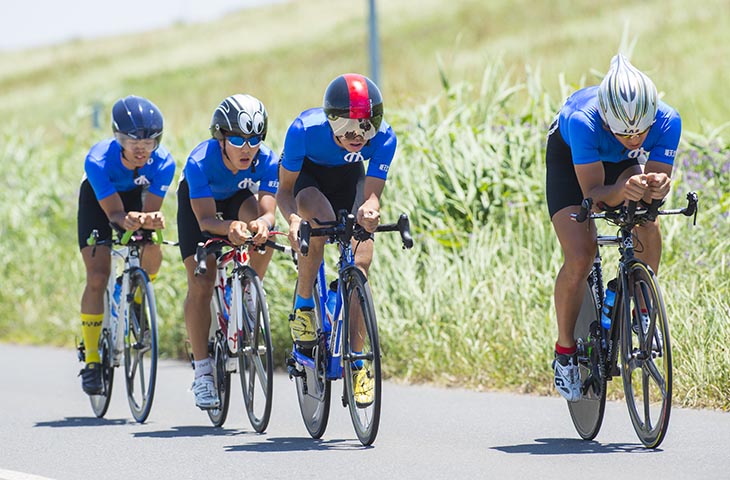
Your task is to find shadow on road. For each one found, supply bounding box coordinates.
[133,426,249,438]
[226,436,369,452]
[491,438,661,455]
[35,417,132,428]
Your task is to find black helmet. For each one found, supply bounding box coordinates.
[111,95,164,146]
[210,94,268,141]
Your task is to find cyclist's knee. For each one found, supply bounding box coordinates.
[86,270,110,291]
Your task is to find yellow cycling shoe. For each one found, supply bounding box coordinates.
[290,308,317,347]
[353,367,375,407]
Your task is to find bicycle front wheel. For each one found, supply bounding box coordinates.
[567,282,608,440]
[237,266,273,433]
[90,328,114,418]
[341,267,381,446]
[123,269,158,423]
[619,262,672,448]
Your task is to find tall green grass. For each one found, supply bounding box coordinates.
[2,0,729,409]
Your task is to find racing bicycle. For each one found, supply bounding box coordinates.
[78,226,172,423]
[567,192,698,448]
[193,233,290,431]
[287,211,413,445]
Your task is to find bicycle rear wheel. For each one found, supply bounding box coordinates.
[341,267,381,446]
[237,266,273,433]
[619,262,672,448]
[90,328,114,417]
[293,278,331,439]
[208,337,232,427]
[567,283,607,440]
[124,269,158,423]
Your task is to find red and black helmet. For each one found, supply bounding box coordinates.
[323,73,383,135]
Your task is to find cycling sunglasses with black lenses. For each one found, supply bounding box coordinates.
[226,135,262,148]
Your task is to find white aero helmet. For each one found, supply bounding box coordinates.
[597,54,658,135]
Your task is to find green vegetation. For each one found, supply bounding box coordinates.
[1,0,728,409]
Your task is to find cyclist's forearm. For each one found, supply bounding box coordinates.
[276,190,299,224]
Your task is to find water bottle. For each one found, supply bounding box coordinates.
[223,282,231,321]
[325,280,338,323]
[111,277,122,320]
[601,279,617,329]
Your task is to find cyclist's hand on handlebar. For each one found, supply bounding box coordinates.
[122,211,146,231]
[227,220,248,245]
[645,172,671,200]
[357,203,380,233]
[624,174,649,202]
[247,218,270,245]
[287,214,302,253]
[142,211,166,230]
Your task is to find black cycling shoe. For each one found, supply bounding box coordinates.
[80,362,103,395]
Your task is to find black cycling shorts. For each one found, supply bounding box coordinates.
[77,179,143,250]
[176,178,255,261]
[293,158,365,218]
[545,121,640,218]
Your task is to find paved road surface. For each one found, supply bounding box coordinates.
[1,344,728,479]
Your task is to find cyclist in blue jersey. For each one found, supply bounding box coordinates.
[77,95,175,395]
[177,94,279,409]
[277,73,396,406]
[546,55,681,402]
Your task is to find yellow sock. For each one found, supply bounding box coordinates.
[134,272,158,304]
[81,313,104,364]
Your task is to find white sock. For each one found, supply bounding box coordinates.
[194,357,213,378]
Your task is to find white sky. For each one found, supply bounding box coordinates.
[0,0,286,51]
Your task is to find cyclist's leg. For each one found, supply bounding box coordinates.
[552,209,596,349]
[289,187,333,345]
[634,160,673,274]
[178,180,218,408]
[546,128,595,401]
[77,180,112,392]
[351,239,373,353]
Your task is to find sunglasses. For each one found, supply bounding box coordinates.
[327,115,382,141]
[613,126,651,139]
[119,134,157,151]
[226,135,263,148]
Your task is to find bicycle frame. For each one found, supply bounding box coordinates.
[290,238,352,380]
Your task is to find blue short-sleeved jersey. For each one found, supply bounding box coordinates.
[280,108,397,179]
[183,138,279,200]
[558,86,681,166]
[84,138,176,201]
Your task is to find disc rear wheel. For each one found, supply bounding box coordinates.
[567,282,607,440]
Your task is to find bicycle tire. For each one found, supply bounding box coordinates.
[208,338,232,427]
[124,268,158,423]
[619,261,672,448]
[237,266,273,433]
[567,283,607,440]
[341,266,381,446]
[294,278,331,439]
[90,328,114,418]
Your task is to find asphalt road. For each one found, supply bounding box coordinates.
[1,343,729,479]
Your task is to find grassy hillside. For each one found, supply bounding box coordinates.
[1,0,729,408]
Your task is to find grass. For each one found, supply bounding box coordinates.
[1,0,729,409]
